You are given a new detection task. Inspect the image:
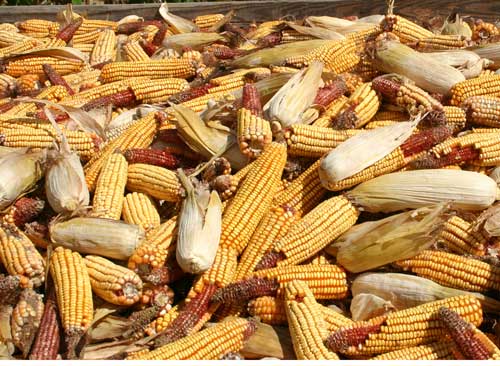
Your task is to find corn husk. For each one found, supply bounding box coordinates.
[158,3,197,34]
[305,16,376,34]
[232,40,329,68]
[44,107,89,213]
[0,148,44,211]
[240,322,294,360]
[347,169,499,213]
[442,15,473,38]
[232,73,293,104]
[285,22,345,40]
[482,204,500,237]
[330,205,447,273]
[374,40,465,95]
[351,272,500,314]
[0,146,15,158]
[350,294,396,321]
[0,306,13,359]
[470,42,500,69]
[489,166,500,184]
[424,50,492,79]
[162,33,224,52]
[358,15,385,23]
[263,61,323,127]
[176,170,222,274]
[117,15,144,26]
[106,106,159,132]
[171,104,247,169]
[319,120,417,189]
[49,217,145,260]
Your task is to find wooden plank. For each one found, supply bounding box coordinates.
[0,0,498,23]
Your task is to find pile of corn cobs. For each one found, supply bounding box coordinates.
[0,2,499,361]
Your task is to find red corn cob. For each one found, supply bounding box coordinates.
[0,274,22,306]
[152,24,168,46]
[29,287,61,360]
[211,278,279,304]
[7,197,45,228]
[325,319,385,353]
[141,284,175,315]
[155,129,184,145]
[242,83,263,117]
[33,109,69,122]
[140,40,159,57]
[254,251,286,271]
[55,18,83,43]
[202,157,231,182]
[81,88,137,111]
[0,100,19,114]
[371,76,399,100]
[144,263,184,286]
[124,148,180,169]
[400,125,454,157]
[123,305,160,338]
[331,103,358,130]
[117,20,164,34]
[409,146,480,169]
[91,61,112,70]
[314,79,348,108]
[211,46,245,60]
[258,32,282,47]
[168,83,216,104]
[42,64,75,95]
[438,307,491,360]
[24,221,50,249]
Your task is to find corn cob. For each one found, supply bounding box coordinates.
[122,192,160,232]
[257,195,358,269]
[29,286,60,360]
[381,15,434,44]
[128,216,177,274]
[128,317,256,360]
[17,19,59,37]
[247,296,288,325]
[325,295,482,356]
[84,255,142,306]
[11,288,44,357]
[126,164,182,202]
[71,43,94,55]
[100,59,196,83]
[332,82,380,129]
[0,222,44,288]
[91,152,128,220]
[472,20,499,43]
[49,247,93,358]
[437,216,487,255]
[128,78,189,104]
[74,19,117,35]
[123,40,150,61]
[438,306,500,360]
[412,34,469,51]
[372,342,455,360]
[6,56,83,77]
[450,75,500,106]
[54,17,82,44]
[90,29,117,65]
[84,111,159,191]
[372,110,408,121]
[117,20,162,34]
[4,197,45,228]
[462,95,500,127]
[124,148,180,169]
[285,280,339,360]
[311,95,349,127]
[211,162,253,201]
[396,250,500,293]
[237,108,272,158]
[0,30,36,47]
[0,39,41,58]
[194,13,225,30]
[313,78,348,108]
[4,84,67,116]
[0,274,23,305]
[71,29,101,44]
[16,74,42,95]
[42,64,75,95]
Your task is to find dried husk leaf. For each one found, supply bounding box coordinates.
[489,166,500,184]
[373,39,465,95]
[347,169,499,213]
[0,306,13,358]
[331,205,447,273]
[319,120,417,188]
[83,339,144,360]
[240,322,294,360]
[424,50,492,79]
[264,61,323,127]
[106,106,159,132]
[351,272,500,314]
[206,10,234,33]
[158,3,197,34]
[357,14,385,23]
[0,148,44,211]
[483,207,500,237]
[88,316,129,342]
[470,42,500,68]
[50,217,145,260]
[232,73,293,104]
[442,15,473,38]
[285,22,345,40]
[350,294,396,321]
[0,146,17,158]
[305,16,376,34]
[176,170,222,274]
[162,32,224,52]
[232,40,329,68]
[117,15,144,26]
[2,47,88,63]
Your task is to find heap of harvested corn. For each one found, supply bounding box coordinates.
[0,2,499,360]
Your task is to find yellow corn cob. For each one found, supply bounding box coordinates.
[126,164,181,202]
[346,25,383,50]
[372,110,408,121]
[17,19,59,37]
[72,29,101,44]
[91,152,128,220]
[333,82,381,129]
[479,69,496,78]
[0,74,16,99]
[281,29,316,43]
[325,295,482,356]
[0,23,18,33]
[49,247,93,357]
[122,192,160,232]
[438,216,487,255]
[180,89,239,113]
[15,74,42,95]
[127,317,256,360]
[100,59,196,83]
[74,19,117,35]
[215,161,255,201]
[3,85,68,117]
[211,68,271,87]
[90,29,116,65]
[123,40,150,62]
[273,159,326,215]
[235,204,299,280]
[0,30,35,47]
[0,222,44,288]
[396,250,500,292]
[128,216,177,274]
[284,125,359,157]
[284,280,339,360]
[42,37,66,48]
[312,96,349,128]
[364,119,400,129]
[450,75,500,106]
[372,342,455,360]
[193,13,225,30]
[62,69,101,92]
[413,35,469,51]
[0,39,42,58]
[444,105,467,131]
[84,111,158,191]
[0,124,98,160]
[237,108,272,158]
[462,95,500,127]
[269,65,301,74]
[181,50,202,62]
[71,43,94,55]
[5,56,83,77]
[128,78,189,104]
[127,25,159,43]
[84,255,143,306]
[382,15,434,44]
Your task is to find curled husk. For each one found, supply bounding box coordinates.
[471,42,500,69]
[424,50,492,79]
[162,33,224,52]
[350,293,396,321]
[305,16,378,34]
[159,3,197,33]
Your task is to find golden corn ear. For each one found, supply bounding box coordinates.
[5,57,83,77]
[90,29,117,65]
[437,216,487,255]
[450,74,500,106]
[372,342,455,360]
[127,164,182,202]
[122,192,160,232]
[332,82,380,129]
[123,41,150,61]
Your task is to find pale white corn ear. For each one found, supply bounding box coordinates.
[264,61,323,127]
[373,40,465,95]
[331,205,446,273]
[347,169,499,213]
[357,14,385,23]
[305,16,376,34]
[162,33,224,52]
[50,217,145,260]
[351,272,500,314]
[424,50,492,79]
[471,43,500,69]
[442,15,473,38]
[159,3,197,33]
[319,120,417,189]
[176,170,222,274]
[350,294,395,321]
[0,146,15,157]
[117,15,144,26]
[0,149,44,211]
[285,22,345,40]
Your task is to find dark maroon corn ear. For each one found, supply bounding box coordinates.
[409,146,480,170]
[242,83,263,117]
[211,277,279,305]
[42,64,75,95]
[55,17,83,43]
[400,125,453,157]
[324,319,385,353]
